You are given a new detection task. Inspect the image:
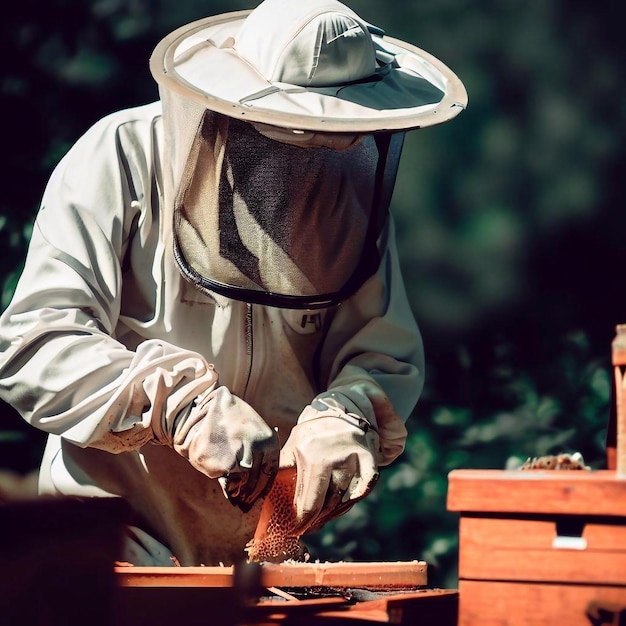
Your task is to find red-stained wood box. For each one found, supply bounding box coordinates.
[447,469,626,626]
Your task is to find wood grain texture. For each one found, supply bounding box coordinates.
[457,516,626,584]
[612,325,626,475]
[615,365,626,477]
[115,560,428,589]
[458,580,626,626]
[447,470,626,516]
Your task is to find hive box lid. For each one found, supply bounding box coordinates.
[447,469,626,516]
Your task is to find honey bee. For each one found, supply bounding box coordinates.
[520,452,590,470]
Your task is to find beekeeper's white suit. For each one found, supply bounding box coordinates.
[0,0,465,565]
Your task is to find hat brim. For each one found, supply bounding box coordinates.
[150,10,468,133]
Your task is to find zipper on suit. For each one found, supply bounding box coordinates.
[242,302,254,397]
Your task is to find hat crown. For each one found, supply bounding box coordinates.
[235,0,377,87]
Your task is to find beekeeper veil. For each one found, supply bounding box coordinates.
[150,0,467,309]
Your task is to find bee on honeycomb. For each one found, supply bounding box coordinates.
[519,452,590,470]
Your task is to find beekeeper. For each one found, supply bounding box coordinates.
[0,0,466,565]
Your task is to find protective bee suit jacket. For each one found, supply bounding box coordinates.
[0,101,424,565]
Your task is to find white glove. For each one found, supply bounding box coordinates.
[159,385,280,511]
[279,396,382,533]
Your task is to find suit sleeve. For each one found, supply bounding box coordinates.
[0,110,216,453]
[316,217,424,465]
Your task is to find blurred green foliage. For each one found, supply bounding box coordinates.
[1,0,625,588]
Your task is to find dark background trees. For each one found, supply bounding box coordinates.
[1,0,624,587]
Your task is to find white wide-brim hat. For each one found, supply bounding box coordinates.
[150,0,468,133]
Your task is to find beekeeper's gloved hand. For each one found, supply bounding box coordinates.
[280,395,382,534]
[163,385,279,511]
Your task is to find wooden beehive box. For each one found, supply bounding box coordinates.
[447,324,626,625]
[447,469,626,625]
